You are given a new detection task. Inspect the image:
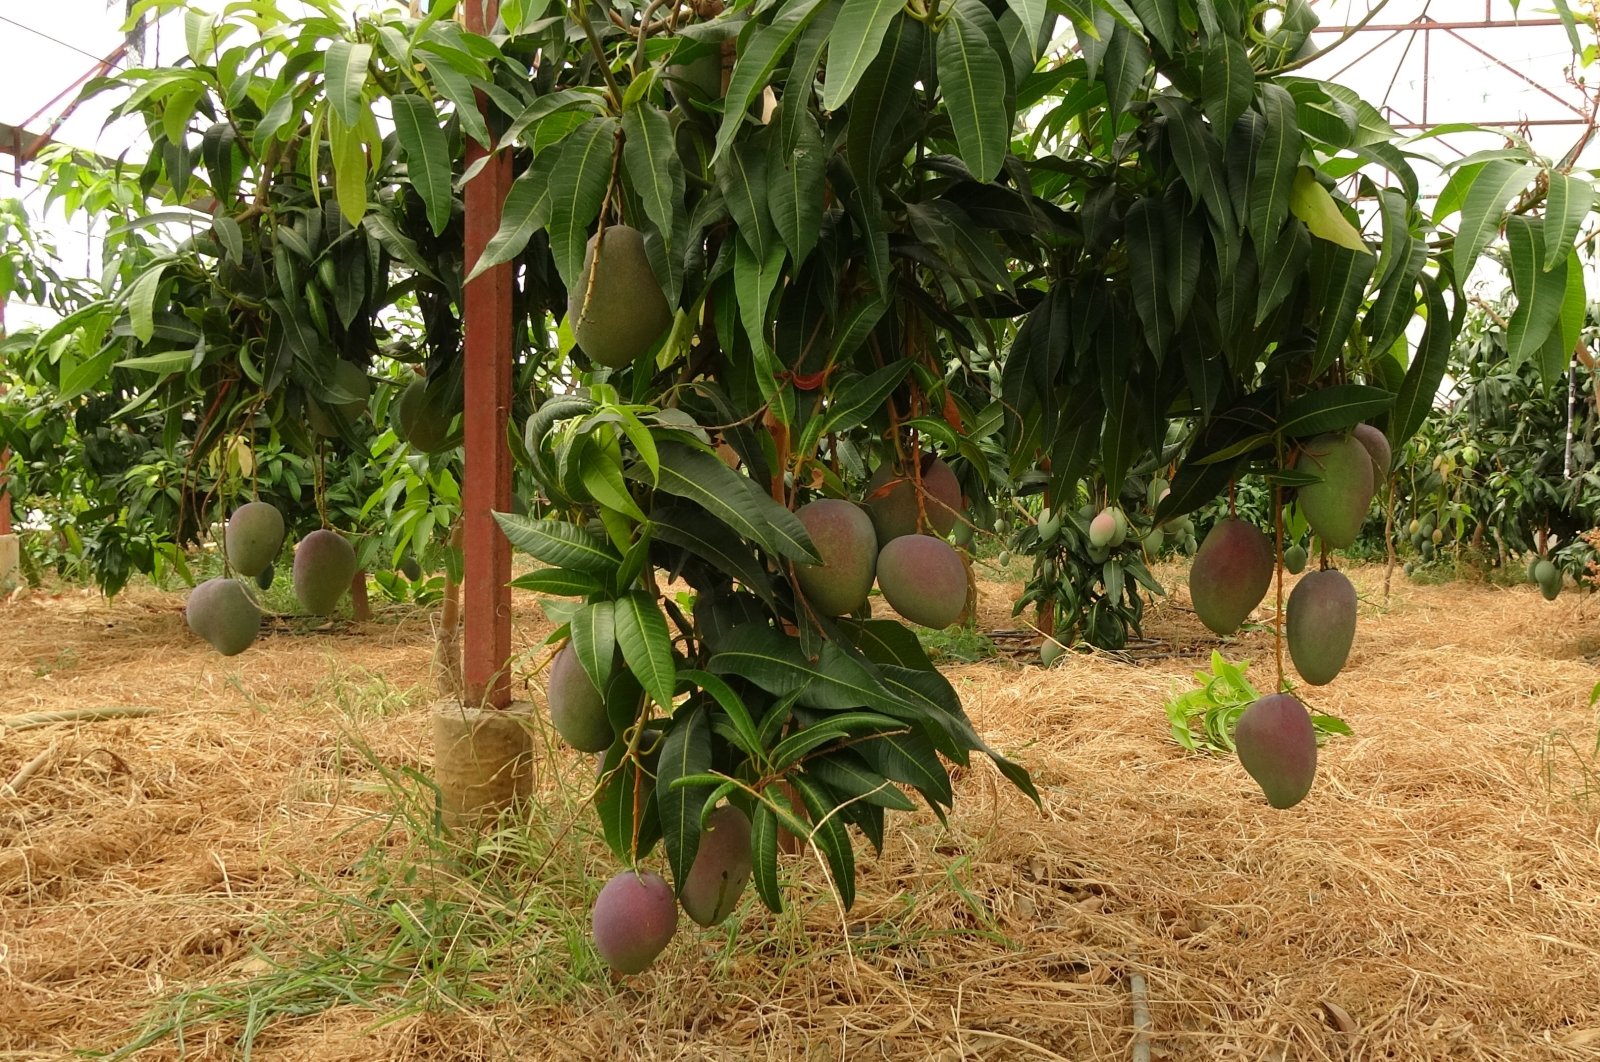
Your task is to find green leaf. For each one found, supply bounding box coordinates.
[416,49,490,148]
[805,750,917,810]
[1387,273,1454,450]
[546,117,618,290]
[651,503,778,611]
[717,139,775,264]
[323,39,372,128]
[507,568,606,597]
[734,235,788,361]
[707,627,917,719]
[717,0,830,163]
[817,359,912,439]
[823,0,904,111]
[1153,96,1232,231]
[124,262,169,344]
[1101,22,1151,120]
[571,599,616,690]
[596,741,660,863]
[1124,197,1172,358]
[790,774,856,910]
[1307,240,1375,377]
[750,799,783,912]
[771,712,908,768]
[679,669,766,761]
[657,704,713,896]
[857,728,952,805]
[1255,217,1309,325]
[328,112,369,227]
[622,102,684,299]
[580,440,646,521]
[493,512,621,573]
[1127,0,1179,52]
[391,94,453,237]
[653,444,819,563]
[1452,159,1535,279]
[500,88,606,147]
[1199,31,1253,137]
[1288,168,1366,251]
[113,349,192,374]
[1277,385,1394,439]
[938,0,1010,183]
[779,4,836,160]
[1542,170,1592,272]
[768,106,827,265]
[1504,217,1566,370]
[1247,83,1300,246]
[616,590,677,710]
[465,150,557,281]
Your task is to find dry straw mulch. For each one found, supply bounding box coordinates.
[3,566,1600,1061]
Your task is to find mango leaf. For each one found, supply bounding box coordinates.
[391,94,452,236]
[823,0,904,111]
[546,116,618,290]
[1276,385,1394,439]
[1504,217,1566,370]
[493,512,621,573]
[1255,217,1309,325]
[465,148,558,281]
[718,0,830,162]
[1387,273,1454,450]
[805,750,917,810]
[790,773,857,910]
[653,444,819,563]
[622,102,685,301]
[1153,96,1232,231]
[615,590,677,710]
[779,4,836,158]
[771,711,907,768]
[657,704,713,895]
[750,799,783,912]
[1102,23,1151,121]
[1128,0,1179,51]
[323,39,371,128]
[1199,31,1253,137]
[1288,168,1366,252]
[857,728,953,805]
[508,568,606,597]
[769,105,827,266]
[124,262,169,344]
[596,741,660,862]
[1247,83,1300,246]
[817,359,912,438]
[570,599,617,690]
[1452,159,1535,279]
[1307,240,1375,377]
[651,504,778,610]
[938,0,1010,183]
[717,139,775,264]
[1542,170,1592,272]
[1124,197,1172,359]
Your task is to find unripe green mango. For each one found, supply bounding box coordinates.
[1294,433,1375,549]
[186,577,261,656]
[547,642,614,753]
[569,225,674,369]
[292,529,356,615]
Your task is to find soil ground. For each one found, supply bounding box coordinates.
[3,563,1600,1061]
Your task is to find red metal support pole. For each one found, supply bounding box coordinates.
[461,0,513,710]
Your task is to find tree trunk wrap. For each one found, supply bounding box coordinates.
[432,699,534,827]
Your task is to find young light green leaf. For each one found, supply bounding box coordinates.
[1288,167,1367,252]
[391,94,453,236]
[823,0,904,111]
[938,0,1010,183]
[124,262,169,344]
[580,439,646,521]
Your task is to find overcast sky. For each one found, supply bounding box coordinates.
[1,0,1595,329]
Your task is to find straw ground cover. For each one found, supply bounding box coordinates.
[2,565,1599,1060]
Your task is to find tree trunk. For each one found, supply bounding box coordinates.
[349,570,370,621]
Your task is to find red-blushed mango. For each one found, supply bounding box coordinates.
[863,456,962,542]
[876,534,966,628]
[1351,423,1391,482]
[186,577,261,656]
[679,804,753,926]
[793,499,877,616]
[225,501,284,578]
[568,225,673,369]
[1286,569,1357,685]
[292,529,357,615]
[547,642,614,753]
[1234,693,1318,809]
[1188,518,1274,635]
[1294,433,1375,549]
[591,870,679,974]
[1088,509,1117,548]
